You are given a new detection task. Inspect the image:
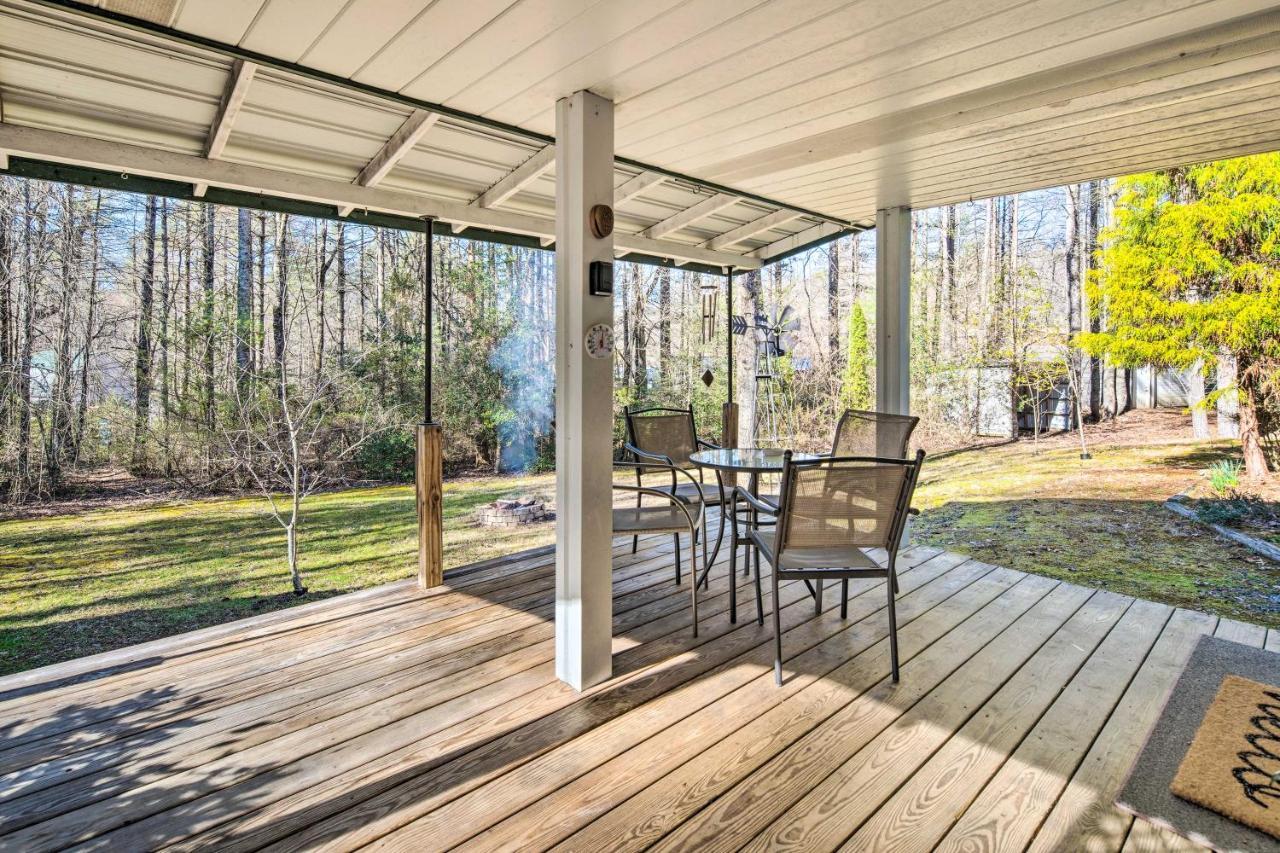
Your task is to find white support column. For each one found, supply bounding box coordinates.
[555,90,615,691]
[875,206,911,415]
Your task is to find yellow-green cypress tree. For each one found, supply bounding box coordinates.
[1078,153,1280,479]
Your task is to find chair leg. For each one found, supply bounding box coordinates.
[631,534,638,554]
[841,578,849,619]
[691,530,699,639]
[887,574,900,683]
[753,551,765,626]
[706,507,716,589]
[814,579,823,615]
[892,571,900,595]
[771,567,784,686]
[732,522,742,622]
[673,534,681,585]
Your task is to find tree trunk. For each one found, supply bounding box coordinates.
[336,222,347,369]
[202,203,216,445]
[0,188,11,435]
[740,269,764,442]
[235,208,253,384]
[1188,360,1210,439]
[939,206,955,360]
[256,211,267,375]
[46,185,79,491]
[158,198,172,469]
[13,184,36,501]
[1237,363,1271,480]
[273,214,290,376]
[1085,180,1103,421]
[74,192,103,463]
[657,264,670,377]
[1216,352,1240,438]
[1066,185,1081,335]
[132,195,157,474]
[827,238,840,361]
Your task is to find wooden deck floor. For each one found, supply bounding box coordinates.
[1,534,1275,852]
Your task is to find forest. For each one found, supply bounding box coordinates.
[1,154,1276,509]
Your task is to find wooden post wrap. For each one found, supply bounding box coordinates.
[417,423,444,588]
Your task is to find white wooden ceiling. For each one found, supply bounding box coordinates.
[4,0,1280,262]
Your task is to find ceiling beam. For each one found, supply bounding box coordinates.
[0,123,761,269]
[613,170,666,205]
[473,145,554,209]
[749,221,845,262]
[356,109,438,188]
[205,59,256,161]
[704,209,803,251]
[643,192,738,240]
[338,108,440,215]
[195,58,256,196]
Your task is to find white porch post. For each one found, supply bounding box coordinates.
[554,90,615,690]
[875,206,911,415]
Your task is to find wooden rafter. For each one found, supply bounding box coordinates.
[205,59,256,161]
[473,145,554,209]
[613,170,666,205]
[338,109,440,216]
[704,209,802,251]
[748,221,845,261]
[355,109,439,188]
[642,192,738,240]
[195,58,257,196]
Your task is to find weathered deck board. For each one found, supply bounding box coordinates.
[0,534,1270,853]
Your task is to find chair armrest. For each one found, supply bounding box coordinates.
[623,443,675,466]
[733,486,779,516]
[613,459,704,494]
[611,482,702,529]
[696,438,722,450]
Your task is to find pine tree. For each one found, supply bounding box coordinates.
[1078,153,1280,479]
[841,302,872,411]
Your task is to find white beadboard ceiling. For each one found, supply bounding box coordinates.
[3,0,1280,263]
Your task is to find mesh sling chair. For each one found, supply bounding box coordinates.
[737,449,925,685]
[743,409,921,587]
[830,409,920,458]
[623,406,730,574]
[611,461,709,636]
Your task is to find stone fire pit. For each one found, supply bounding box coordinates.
[474,494,552,527]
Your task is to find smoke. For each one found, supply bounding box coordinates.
[489,255,555,472]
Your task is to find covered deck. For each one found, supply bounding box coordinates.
[1,532,1272,851]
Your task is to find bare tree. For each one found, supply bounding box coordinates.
[226,353,395,594]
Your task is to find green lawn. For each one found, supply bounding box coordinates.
[912,414,1278,627]
[0,474,554,676]
[3,411,1276,677]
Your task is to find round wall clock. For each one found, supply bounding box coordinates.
[584,323,614,359]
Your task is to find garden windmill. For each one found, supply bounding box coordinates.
[730,302,800,443]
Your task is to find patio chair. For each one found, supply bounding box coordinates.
[830,409,920,458]
[737,449,925,685]
[623,405,729,571]
[749,408,920,538]
[612,461,708,636]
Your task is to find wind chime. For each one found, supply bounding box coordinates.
[699,277,718,387]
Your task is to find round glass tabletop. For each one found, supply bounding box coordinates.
[688,447,819,474]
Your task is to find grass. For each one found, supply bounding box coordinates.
[2,410,1276,677]
[0,473,554,676]
[911,411,1279,628]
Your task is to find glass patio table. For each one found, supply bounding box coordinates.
[689,447,819,624]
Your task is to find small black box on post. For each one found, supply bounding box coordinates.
[589,260,613,296]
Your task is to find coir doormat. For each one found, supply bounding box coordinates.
[1117,636,1280,852]
[1170,674,1280,839]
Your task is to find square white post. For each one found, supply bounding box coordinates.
[554,91,614,690]
[875,206,911,415]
